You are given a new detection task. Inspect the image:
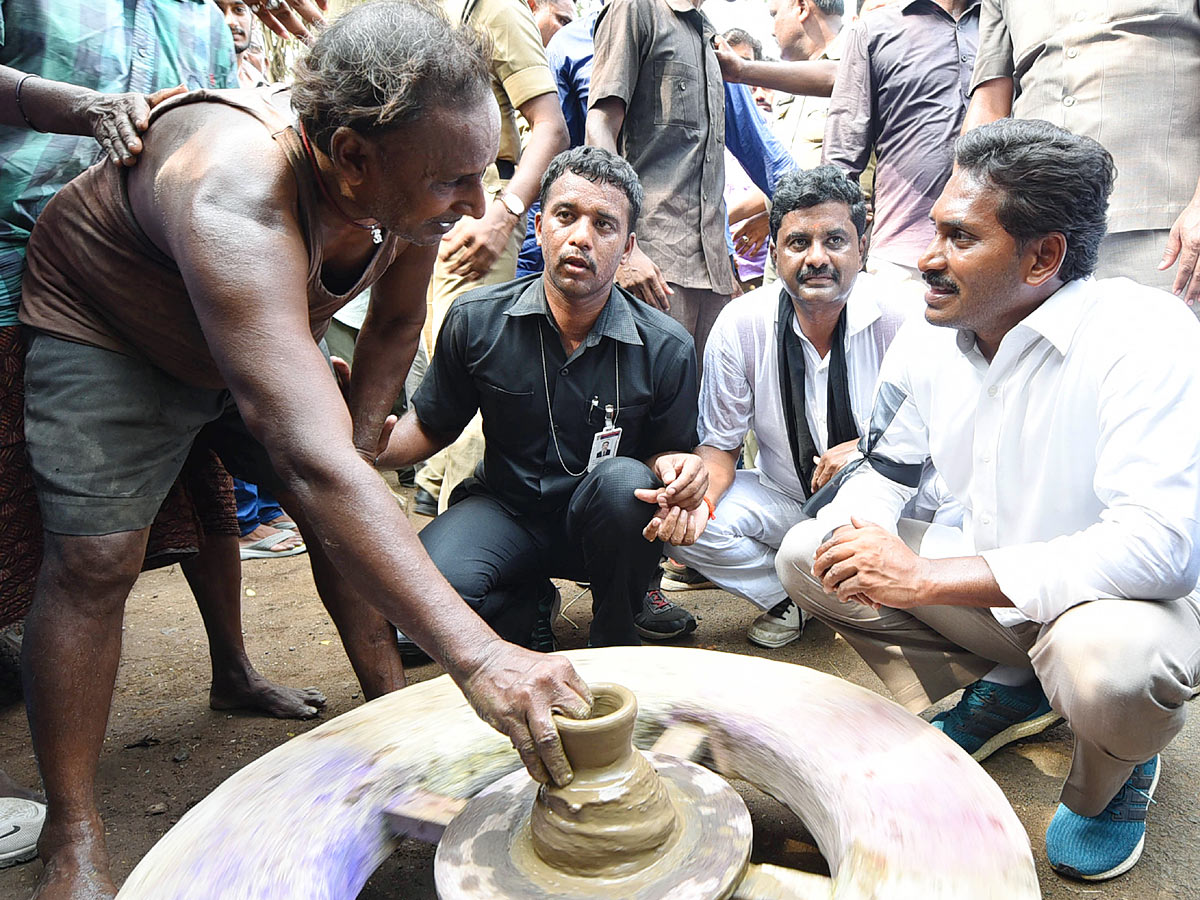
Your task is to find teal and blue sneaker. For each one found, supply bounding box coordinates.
[931,679,1063,761]
[1046,755,1160,881]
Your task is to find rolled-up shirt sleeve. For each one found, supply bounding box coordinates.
[697,311,753,452]
[410,302,480,440]
[822,18,875,182]
[981,330,1200,623]
[969,0,1014,93]
[589,0,648,108]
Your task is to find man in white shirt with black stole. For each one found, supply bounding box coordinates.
[663,166,919,649]
[775,119,1200,883]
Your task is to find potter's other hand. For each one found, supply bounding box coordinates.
[461,641,593,786]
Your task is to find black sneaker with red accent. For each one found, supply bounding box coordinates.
[635,589,697,641]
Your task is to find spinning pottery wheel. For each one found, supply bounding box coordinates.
[117,647,1040,899]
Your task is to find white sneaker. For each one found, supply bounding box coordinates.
[747,598,805,648]
[0,796,45,868]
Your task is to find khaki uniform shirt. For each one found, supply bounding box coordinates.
[444,0,556,165]
[590,0,734,294]
[971,0,1200,234]
[771,28,846,171]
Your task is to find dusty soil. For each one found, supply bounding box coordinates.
[1,487,1196,899]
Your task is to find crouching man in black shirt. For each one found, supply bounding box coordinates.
[376,147,706,650]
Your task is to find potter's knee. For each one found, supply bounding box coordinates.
[40,531,144,607]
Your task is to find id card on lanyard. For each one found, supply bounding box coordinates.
[588,403,622,471]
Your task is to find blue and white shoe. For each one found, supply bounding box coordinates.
[931,679,1062,761]
[1046,755,1160,881]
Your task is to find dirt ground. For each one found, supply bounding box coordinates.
[1,486,1197,899]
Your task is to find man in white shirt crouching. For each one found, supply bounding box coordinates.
[660,166,929,649]
[775,119,1200,883]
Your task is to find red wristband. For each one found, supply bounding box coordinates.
[702,496,716,520]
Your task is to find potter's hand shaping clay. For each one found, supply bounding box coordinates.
[460,642,594,787]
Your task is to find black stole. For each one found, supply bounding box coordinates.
[776,289,859,497]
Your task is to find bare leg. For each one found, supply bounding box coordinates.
[23,529,149,900]
[281,495,406,699]
[182,533,325,718]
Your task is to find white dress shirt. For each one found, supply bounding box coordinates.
[698,273,918,501]
[816,277,1200,625]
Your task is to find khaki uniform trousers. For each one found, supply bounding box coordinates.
[776,516,1200,816]
[415,163,524,510]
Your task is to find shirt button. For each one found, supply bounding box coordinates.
[559,367,569,376]
[137,46,149,59]
[981,453,991,463]
[1063,96,1076,107]
[1066,47,1079,59]
[1074,10,1086,20]
[980,514,993,526]
[960,54,969,63]
[987,386,999,398]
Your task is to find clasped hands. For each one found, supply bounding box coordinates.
[636,454,709,546]
[812,516,932,610]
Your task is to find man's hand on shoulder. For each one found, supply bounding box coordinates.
[459,640,593,787]
[617,239,673,311]
[81,84,186,166]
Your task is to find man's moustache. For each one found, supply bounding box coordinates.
[923,272,959,292]
[800,267,836,282]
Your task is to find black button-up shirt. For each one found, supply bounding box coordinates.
[413,275,699,514]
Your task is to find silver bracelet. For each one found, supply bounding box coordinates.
[15,73,43,132]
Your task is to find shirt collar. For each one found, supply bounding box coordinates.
[1013,277,1092,356]
[954,277,1092,358]
[505,279,645,348]
[902,0,981,14]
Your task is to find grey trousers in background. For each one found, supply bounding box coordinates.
[664,284,730,378]
[775,517,1200,816]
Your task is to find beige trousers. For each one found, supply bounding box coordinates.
[415,165,523,507]
[776,517,1200,816]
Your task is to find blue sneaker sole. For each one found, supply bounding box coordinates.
[939,708,1064,762]
[1050,758,1161,882]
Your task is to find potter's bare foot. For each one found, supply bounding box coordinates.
[0,768,42,802]
[32,820,116,900]
[210,666,326,719]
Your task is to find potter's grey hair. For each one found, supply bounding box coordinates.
[292,0,492,154]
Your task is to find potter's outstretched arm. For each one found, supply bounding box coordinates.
[133,118,592,786]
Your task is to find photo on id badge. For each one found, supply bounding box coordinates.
[589,427,621,471]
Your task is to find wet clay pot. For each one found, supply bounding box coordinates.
[530,682,678,878]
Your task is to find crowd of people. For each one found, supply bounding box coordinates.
[1,0,1198,897]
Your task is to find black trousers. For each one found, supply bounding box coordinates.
[418,457,663,647]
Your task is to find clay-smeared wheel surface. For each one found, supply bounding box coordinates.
[116,647,1040,900]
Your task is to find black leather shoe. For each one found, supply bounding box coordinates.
[411,487,438,517]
